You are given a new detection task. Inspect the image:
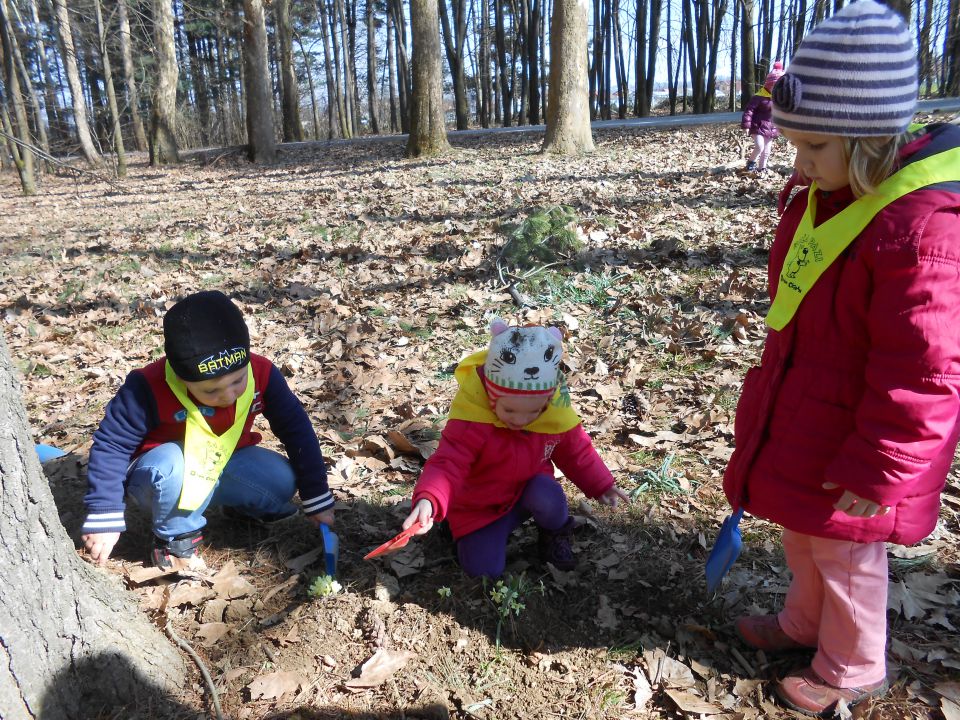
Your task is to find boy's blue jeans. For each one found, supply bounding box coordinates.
[126,442,298,541]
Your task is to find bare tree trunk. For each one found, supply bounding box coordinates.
[117,0,147,151]
[149,0,179,164]
[439,0,470,129]
[4,0,49,155]
[276,0,303,141]
[495,0,512,125]
[93,0,125,176]
[0,336,189,720]
[390,0,411,132]
[542,0,593,154]
[946,0,960,96]
[51,0,100,163]
[314,0,340,138]
[365,0,380,133]
[0,0,35,193]
[334,0,356,135]
[296,35,321,138]
[740,0,756,107]
[405,0,449,157]
[479,0,492,127]
[387,9,399,131]
[243,0,275,162]
[26,0,64,145]
[526,0,540,123]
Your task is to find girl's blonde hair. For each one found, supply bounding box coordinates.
[844,134,907,198]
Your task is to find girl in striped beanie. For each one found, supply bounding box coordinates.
[723,0,960,715]
[399,319,627,578]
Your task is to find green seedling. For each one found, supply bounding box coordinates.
[307,574,342,598]
[486,573,543,648]
[437,586,452,599]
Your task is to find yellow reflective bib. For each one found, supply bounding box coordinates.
[165,361,255,510]
[766,145,960,331]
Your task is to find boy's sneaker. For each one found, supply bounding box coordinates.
[776,667,888,716]
[735,614,810,652]
[537,518,576,571]
[151,530,204,570]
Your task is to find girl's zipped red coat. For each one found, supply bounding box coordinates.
[723,124,960,545]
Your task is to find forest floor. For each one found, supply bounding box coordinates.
[2,122,959,720]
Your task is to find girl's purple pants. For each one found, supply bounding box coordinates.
[456,473,569,578]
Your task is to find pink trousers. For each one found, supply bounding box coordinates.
[747,134,775,170]
[777,529,888,688]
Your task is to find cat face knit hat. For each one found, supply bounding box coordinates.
[763,61,784,92]
[482,319,563,403]
[164,291,250,381]
[772,0,917,136]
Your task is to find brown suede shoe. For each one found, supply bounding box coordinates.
[776,667,888,716]
[735,614,810,652]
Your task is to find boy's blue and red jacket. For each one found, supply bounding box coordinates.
[82,353,332,534]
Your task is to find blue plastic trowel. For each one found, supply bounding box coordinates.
[319,523,339,577]
[705,508,744,593]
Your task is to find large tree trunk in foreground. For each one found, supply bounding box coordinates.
[405,0,449,157]
[0,335,187,720]
[542,0,594,154]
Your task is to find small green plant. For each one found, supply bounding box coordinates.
[437,586,452,599]
[499,206,582,271]
[307,574,342,598]
[629,452,690,498]
[486,573,543,648]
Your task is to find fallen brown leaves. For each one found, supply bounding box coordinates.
[3,125,958,720]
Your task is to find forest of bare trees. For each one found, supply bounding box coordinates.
[0,0,958,183]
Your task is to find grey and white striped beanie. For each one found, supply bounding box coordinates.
[772,0,918,136]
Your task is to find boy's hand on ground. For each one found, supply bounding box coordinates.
[307,509,335,527]
[822,482,890,518]
[598,486,630,508]
[81,532,120,566]
[403,499,434,535]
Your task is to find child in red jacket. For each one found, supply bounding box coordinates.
[723,1,960,715]
[401,319,627,578]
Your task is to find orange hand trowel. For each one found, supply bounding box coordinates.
[363,520,423,560]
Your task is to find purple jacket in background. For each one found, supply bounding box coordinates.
[741,92,779,139]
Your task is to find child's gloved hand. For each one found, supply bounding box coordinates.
[598,485,630,508]
[81,532,121,566]
[822,482,891,518]
[403,499,434,535]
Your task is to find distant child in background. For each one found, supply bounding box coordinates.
[723,1,960,715]
[81,291,335,569]
[741,61,784,173]
[401,319,628,578]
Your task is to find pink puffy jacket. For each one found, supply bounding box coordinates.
[724,124,960,545]
[413,419,614,540]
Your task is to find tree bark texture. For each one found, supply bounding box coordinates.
[51,0,100,164]
[117,0,147,151]
[542,0,594,154]
[0,0,36,193]
[150,0,179,164]
[94,0,126,176]
[365,0,380,134]
[405,0,449,157]
[276,0,303,141]
[243,0,276,162]
[0,335,187,720]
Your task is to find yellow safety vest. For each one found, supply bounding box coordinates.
[165,361,255,510]
[767,144,960,331]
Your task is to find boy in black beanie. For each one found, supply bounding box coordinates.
[81,290,334,569]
